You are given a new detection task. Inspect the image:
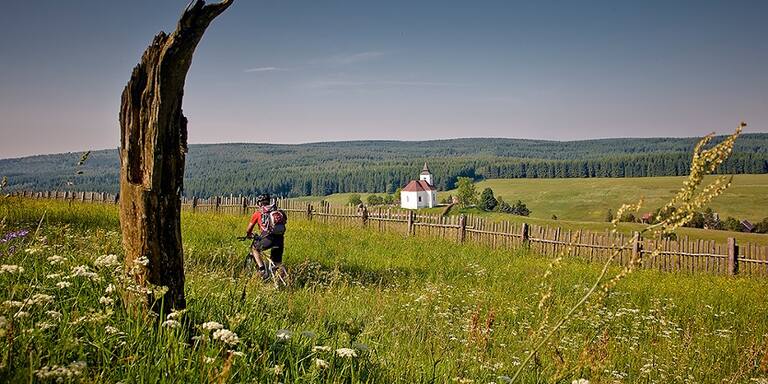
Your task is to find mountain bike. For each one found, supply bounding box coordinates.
[236,236,289,288]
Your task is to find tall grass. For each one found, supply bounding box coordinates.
[2,197,767,383]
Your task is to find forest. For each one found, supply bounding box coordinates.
[1,134,767,197]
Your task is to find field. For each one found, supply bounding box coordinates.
[290,174,768,246]
[2,198,768,383]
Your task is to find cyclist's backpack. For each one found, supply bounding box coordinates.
[262,206,287,235]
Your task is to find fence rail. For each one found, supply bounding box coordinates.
[11,190,768,277]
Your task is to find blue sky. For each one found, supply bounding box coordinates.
[0,0,766,158]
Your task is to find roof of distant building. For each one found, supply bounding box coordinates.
[420,161,431,175]
[402,180,436,192]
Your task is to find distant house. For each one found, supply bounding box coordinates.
[741,219,754,232]
[641,212,653,224]
[400,162,437,209]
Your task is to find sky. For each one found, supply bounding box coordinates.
[0,0,766,159]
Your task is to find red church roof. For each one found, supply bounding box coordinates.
[402,180,436,192]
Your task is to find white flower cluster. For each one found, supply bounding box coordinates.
[34,361,87,381]
[1,264,25,274]
[135,256,150,267]
[572,379,590,384]
[105,325,122,335]
[335,348,357,358]
[212,329,240,346]
[99,296,114,306]
[202,321,224,331]
[47,255,66,265]
[70,265,101,281]
[56,281,72,289]
[28,293,55,306]
[276,329,292,340]
[312,345,331,352]
[162,320,181,329]
[313,358,330,369]
[94,254,119,268]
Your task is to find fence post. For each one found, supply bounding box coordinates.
[215,196,221,213]
[307,203,313,220]
[242,196,248,215]
[521,222,530,247]
[361,205,368,227]
[458,214,467,243]
[407,210,414,236]
[631,231,642,266]
[727,237,739,276]
[192,196,198,212]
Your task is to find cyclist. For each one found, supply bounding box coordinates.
[245,193,288,280]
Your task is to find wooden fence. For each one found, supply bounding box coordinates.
[11,190,768,277]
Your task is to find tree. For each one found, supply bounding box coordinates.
[722,217,742,232]
[479,187,498,211]
[511,200,531,216]
[118,0,234,313]
[348,194,362,206]
[367,194,384,206]
[496,196,513,213]
[605,208,614,222]
[753,217,768,234]
[455,177,477,207]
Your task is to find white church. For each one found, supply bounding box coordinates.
[400,162,437,209]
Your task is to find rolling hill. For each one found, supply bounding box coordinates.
[1,135,767,197]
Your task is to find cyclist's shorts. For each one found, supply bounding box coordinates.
[252,233,284,263]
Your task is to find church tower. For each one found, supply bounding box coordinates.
[419,162,433,186]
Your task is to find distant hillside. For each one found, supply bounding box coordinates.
[1,135,767,197]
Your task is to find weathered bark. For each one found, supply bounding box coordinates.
[119,0,233,313]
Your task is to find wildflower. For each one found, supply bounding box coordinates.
[47,255,66,265]
[203,356,215,364]
[228,350,245,357]
[1,229,29,243]
[14,311,30,319]
[30,294,55,306]
[162,320,181,329]
[71,265,100,281]
[0,264,24,274]
[335,348,358,358]
[273,364,283,376]
[94,254,119,268]
[572,380,590,384]
[202,321,224,331]
[313,345,331,352]
[313,358,329,369]
[56,281,72,289]
[135,256,150,267]
[166,310,186,321]
[34,361,87,381]
[105,284,116,294]
[46,273,63,279]
[3,300,24,308]
[99,296,114,306]
[212,329,240,345]
[46,310,62,320]
[36,321,55,331]
[276,329,292,340]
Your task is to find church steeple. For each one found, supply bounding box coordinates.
[419,161,433,185]
[420,162,431,175]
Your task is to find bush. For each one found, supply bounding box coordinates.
[479,188,497,211]
[366,195,384,206]
[348,194,362,206]
[456,177,477,207]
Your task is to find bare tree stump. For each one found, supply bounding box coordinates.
[119,0,233,313]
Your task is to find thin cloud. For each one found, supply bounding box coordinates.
[306,79,466,89]
[318,51,387,65]
[243,66,286,73]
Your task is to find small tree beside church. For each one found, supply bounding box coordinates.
[455,177,478,207]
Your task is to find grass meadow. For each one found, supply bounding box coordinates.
[291,174,768,246]
[2,197,768,383]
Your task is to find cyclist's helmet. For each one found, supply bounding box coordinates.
[256,193,271,206]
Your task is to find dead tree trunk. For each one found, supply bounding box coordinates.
[119,0,233,313]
